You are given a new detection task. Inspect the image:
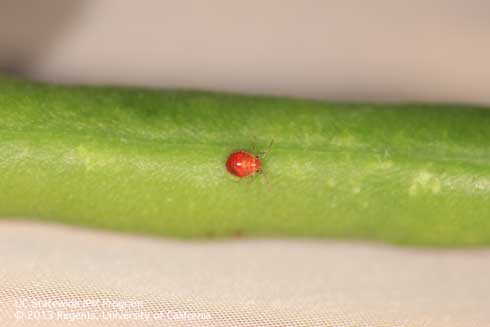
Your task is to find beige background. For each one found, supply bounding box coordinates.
[1,0,490,104]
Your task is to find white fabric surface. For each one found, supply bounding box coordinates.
[1,220,489,326]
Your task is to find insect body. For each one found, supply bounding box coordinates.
[225,140,273,179]
[226,151,262,178]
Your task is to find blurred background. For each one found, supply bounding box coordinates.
[1,0,490,104]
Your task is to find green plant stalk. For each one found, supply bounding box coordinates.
[1,76,490,246]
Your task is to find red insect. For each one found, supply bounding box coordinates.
[226,140,273,178]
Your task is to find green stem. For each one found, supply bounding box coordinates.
[1,76,490,246]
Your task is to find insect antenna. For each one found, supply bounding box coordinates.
[258,139,274,158]
[251,136,257,153]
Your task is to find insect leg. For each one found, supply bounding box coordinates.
[260,169,269,186]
